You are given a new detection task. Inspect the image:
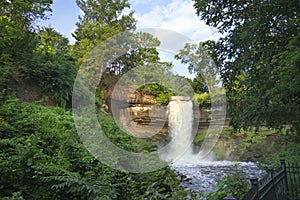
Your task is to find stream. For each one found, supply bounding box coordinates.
[171,161,263,196]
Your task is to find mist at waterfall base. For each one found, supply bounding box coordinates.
[158,97,262,195]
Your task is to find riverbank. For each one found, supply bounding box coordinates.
[194,127,294,163]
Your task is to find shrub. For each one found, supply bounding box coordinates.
[0,100,201,199]
[193,93,211,106]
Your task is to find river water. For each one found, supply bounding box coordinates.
[157,97,263,196]
[171,161,262,196]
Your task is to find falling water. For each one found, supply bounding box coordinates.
[158,96,262,196]
[159,96,198,164]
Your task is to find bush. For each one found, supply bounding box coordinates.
[193,93,211,106]
[0,100,201,199]
[139,83,174,105]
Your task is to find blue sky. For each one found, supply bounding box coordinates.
[39,0,80,44]
[40,0,221,44]
[40,0,221,78]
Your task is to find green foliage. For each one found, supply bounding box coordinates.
[0,100,122,199]
[193,133,207,143]
[193,92,226,107]
[0,0,52,66]
[139,83,174,105]
[175,42,219,90]
[73,0,136,68]
[279,144,300,164]
[0,0,52,29]
[206,164,250,200]
[0,1,75,106]
[119,31,162,74]
[193,93,211,106]
[0,54,11,102]
[212,148,227,161]
[2,192,25,200]
[138,167,202,200]
[0,15,35,103]
[258,143,300,170]
[23,28,76,106]
[97,111,138,152]
[0,101,201,199]
[186,77,208,94]
[236,128,279,151]
[121,61,192,105]
[72,1,172,106]
[193,0,300,135]
[0,100,86,198]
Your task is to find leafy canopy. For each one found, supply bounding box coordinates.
[193,0,300,134]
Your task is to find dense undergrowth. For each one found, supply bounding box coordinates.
[0,100,201,199]
[1,100,298,199]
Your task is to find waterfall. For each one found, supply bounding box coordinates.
[157,98,262,196]
[159,96,196,164]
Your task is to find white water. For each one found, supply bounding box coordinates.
[171,161,262,196]
[158,97,199,163]
[159,96,213,164]
[158,96,262,196]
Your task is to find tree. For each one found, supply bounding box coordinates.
[118,31,162,75]
[73,0,136,67]
[72,1,182,106]
[72,0,138,107]
[186,77,208,94]
[193,0,300,135]
[0,0,52,29]
[24,27,76,106]
[0,0,52,64]
[175,42,218,93]
[0,0,53,103]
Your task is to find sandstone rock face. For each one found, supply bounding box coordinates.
[129,104,167,119]
[129,93,157,104]
[117,104,168,137]
[107,88,169,138]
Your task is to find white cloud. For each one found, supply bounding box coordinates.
[133,0,222,42]
[131,0,154,6]
[130,0,224,78]
[134,6,164,27]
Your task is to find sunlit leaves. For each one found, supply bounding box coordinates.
[193,0,300,134]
